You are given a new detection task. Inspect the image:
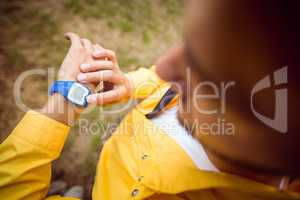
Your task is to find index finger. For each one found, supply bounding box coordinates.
[92,49,118,65]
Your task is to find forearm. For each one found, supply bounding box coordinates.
[41,94,81,126]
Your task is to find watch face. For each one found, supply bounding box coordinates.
[67,83,90,106]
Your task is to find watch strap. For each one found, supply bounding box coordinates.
[49,81,76,98]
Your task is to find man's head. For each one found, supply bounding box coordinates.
[155,0,300,179]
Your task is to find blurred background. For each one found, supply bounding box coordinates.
[0,0,183,199]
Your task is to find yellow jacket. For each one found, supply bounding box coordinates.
[1,67,300,200]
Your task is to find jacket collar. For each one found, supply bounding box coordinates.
[135,83,178,117]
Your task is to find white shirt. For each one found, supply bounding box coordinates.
[151,106,219,172]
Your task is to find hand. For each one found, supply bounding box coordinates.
[77,46,132,105]
[41,32,95,125]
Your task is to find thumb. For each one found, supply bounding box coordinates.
[65,32,82,49]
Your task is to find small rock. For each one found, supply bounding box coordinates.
[64,185,84,199]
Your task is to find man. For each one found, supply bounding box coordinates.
[0,0,300,199]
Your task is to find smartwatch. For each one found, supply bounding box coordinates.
[49,81,91,107]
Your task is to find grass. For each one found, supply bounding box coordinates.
[1,0,183,69]
[0,0,183,198]
[65,0,182,31]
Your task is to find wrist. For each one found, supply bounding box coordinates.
[57,69,77,82]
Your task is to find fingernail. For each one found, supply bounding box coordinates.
[80,63,91,70]
[77,74,87,81]
[87,95,97,103]
[93,50,105,57]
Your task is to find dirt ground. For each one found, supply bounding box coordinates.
[0,0,182,199]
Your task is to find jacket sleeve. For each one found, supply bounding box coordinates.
[125,66,165,100]
[0,111,74,200]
